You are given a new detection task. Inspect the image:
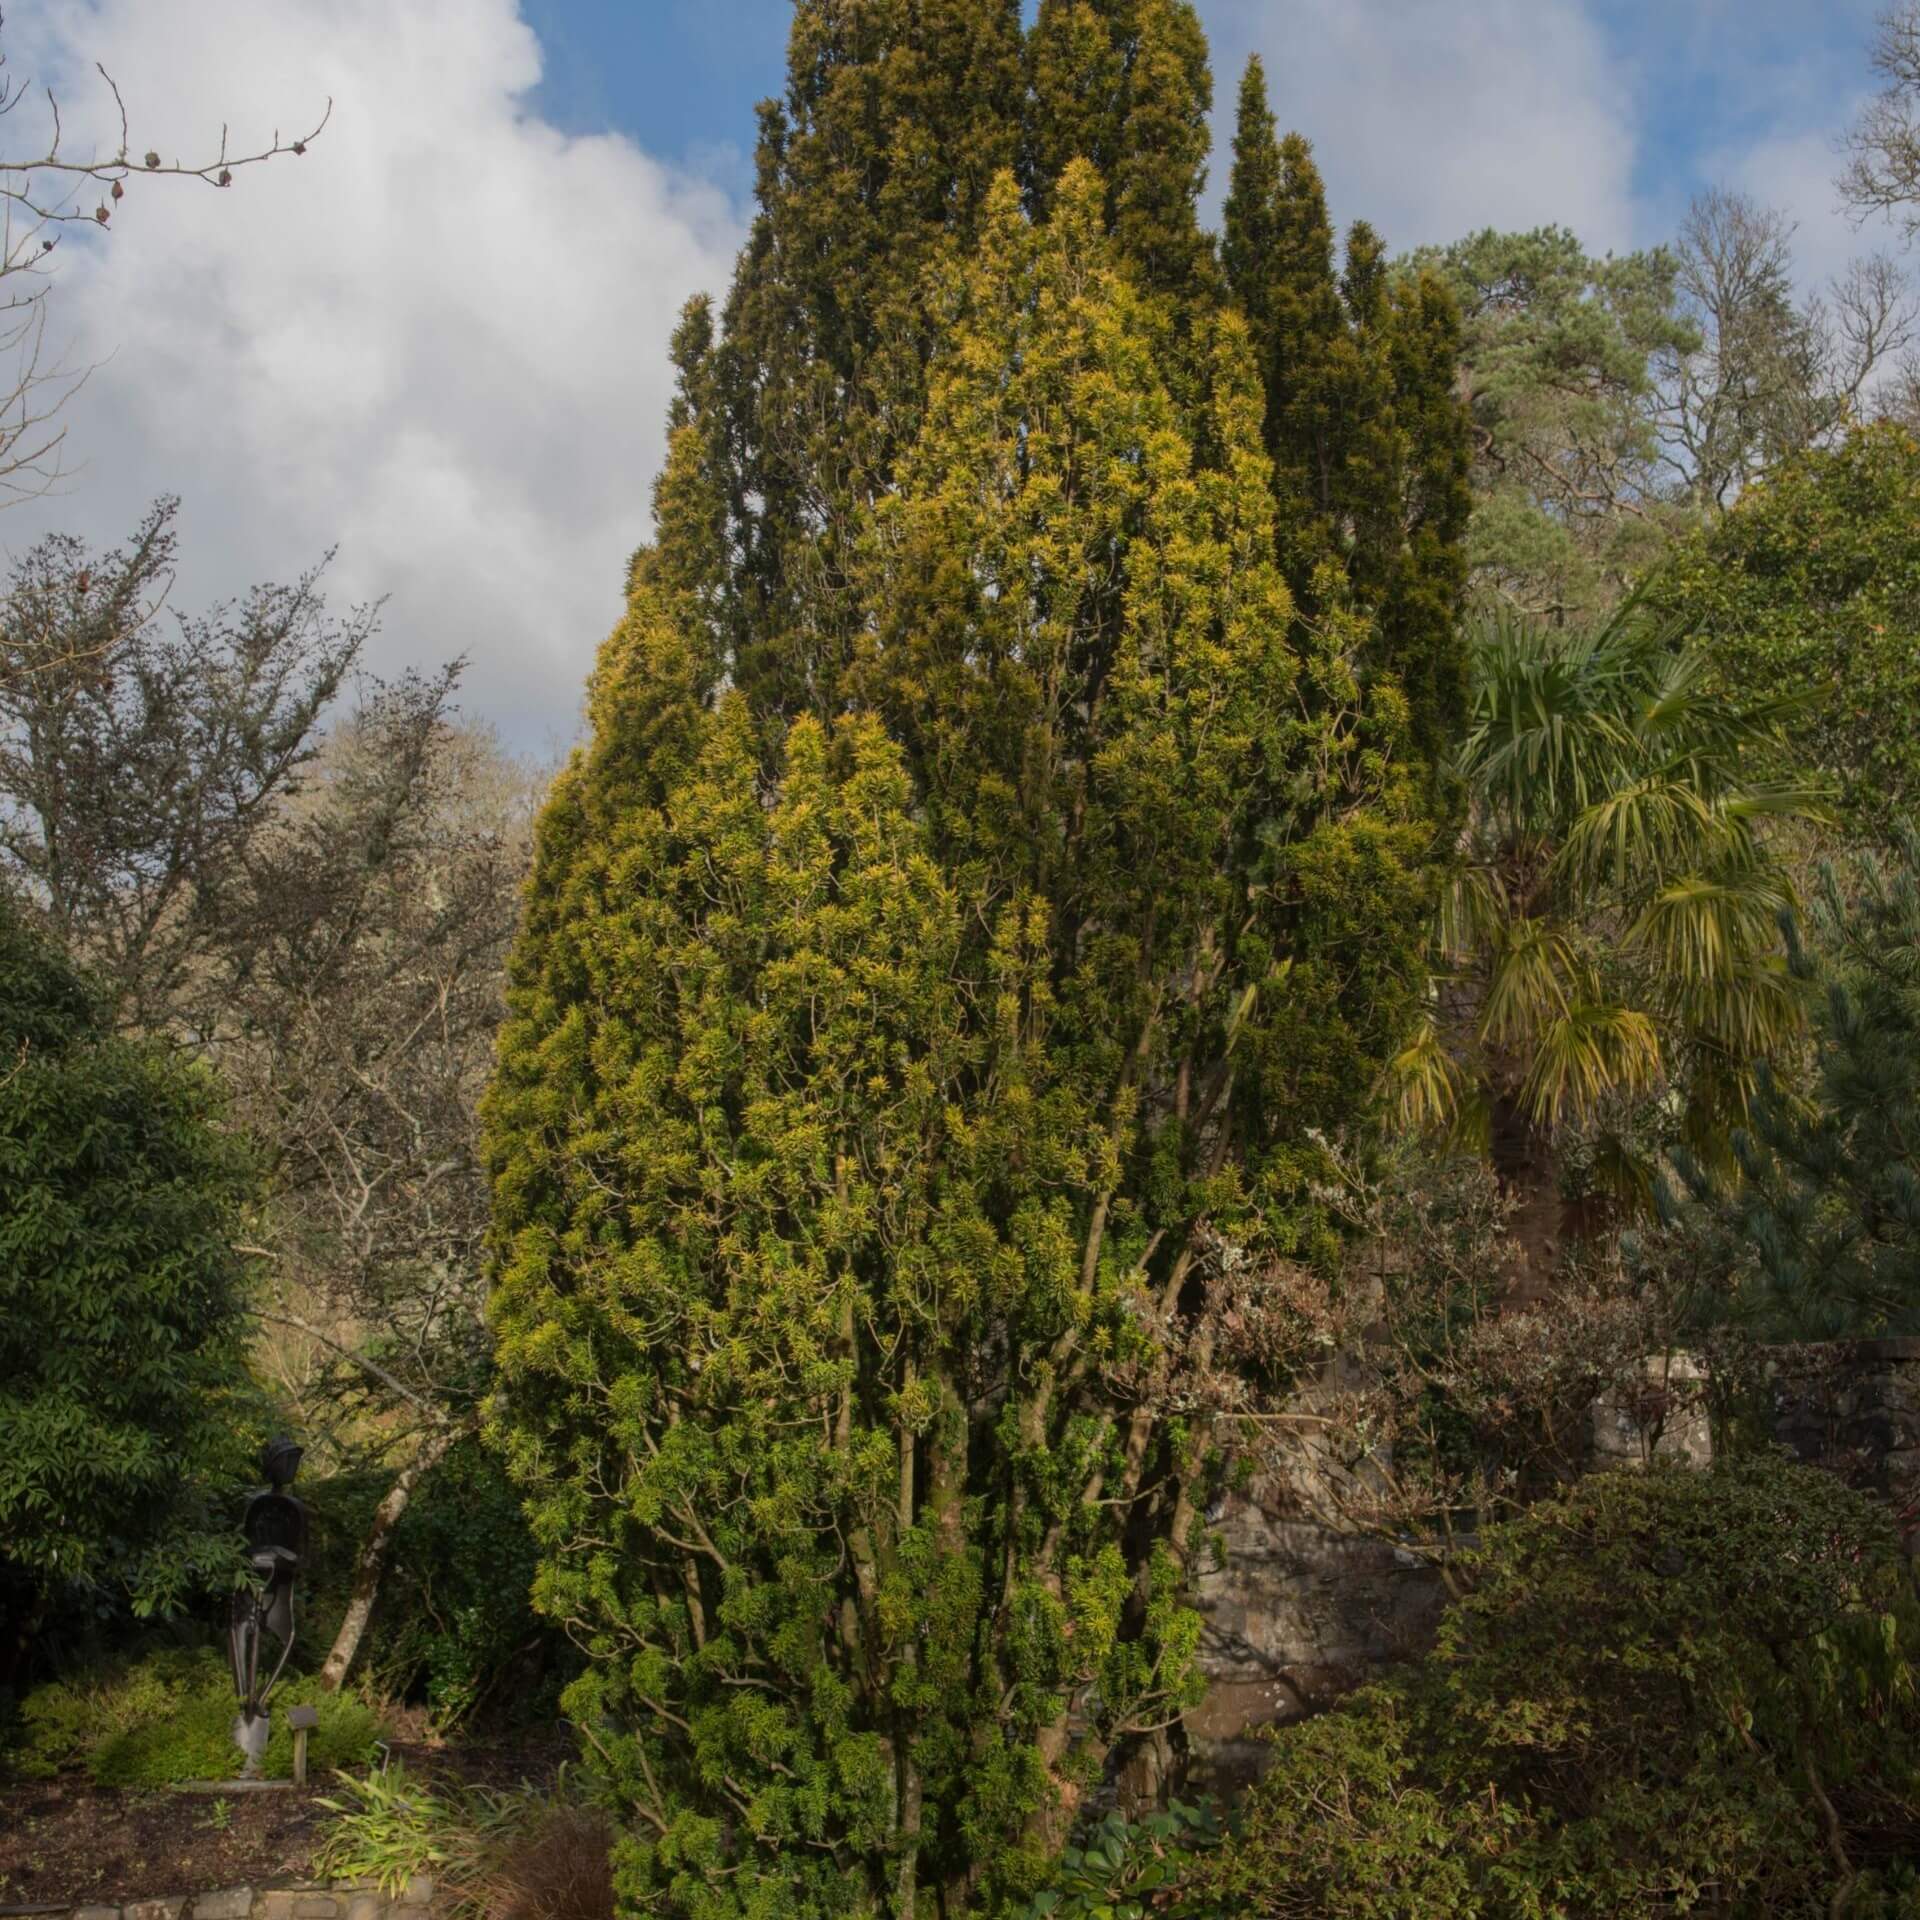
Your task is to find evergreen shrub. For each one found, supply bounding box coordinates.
[1198,1455,1920,1919]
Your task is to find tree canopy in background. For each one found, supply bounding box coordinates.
[1415,226,1697,619]
[1418,201,1914,624]
[0,497,371,1035]
[1656,422,1920,828]
[8,4,1920,1915]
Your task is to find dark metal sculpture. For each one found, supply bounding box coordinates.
[227,1437,309,1776]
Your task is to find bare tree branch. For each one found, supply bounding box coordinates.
[0,11,329,501]
[1843,6,1920,241]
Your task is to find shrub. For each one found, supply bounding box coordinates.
[300,1446,574,1732]
[371,1443,570,1728]
[6,1645,384,1786]
[1197,1454,1920,1919]
[1647,828,1920,1341]
[92,1670,383,1787]
[1025,1802,1228,1920]
[8,1646,224,1779]
[0,898,258,1657]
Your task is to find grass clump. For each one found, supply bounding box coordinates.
[317,1760,613,1920]
[316,1759,523,1896]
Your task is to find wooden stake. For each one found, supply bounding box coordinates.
[287,1704,320,1787]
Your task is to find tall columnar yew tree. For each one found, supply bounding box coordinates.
[706,0,1027,712]
[1222,57,1471,773]
[484,7,1470,1916]
[1026,0,1215,299]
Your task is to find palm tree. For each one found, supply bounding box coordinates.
[1395,590,1823,1285]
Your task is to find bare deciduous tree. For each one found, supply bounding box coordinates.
[0,507,542,1690]
[0,498,371,1031]
[1653,189,1913,511]
[1844,6,1920,241]
[227,689,539,1690]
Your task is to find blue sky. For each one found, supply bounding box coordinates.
[17,0,1904,750]
[521,0,1888,258]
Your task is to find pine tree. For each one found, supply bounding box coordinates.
[1661,830,1920,1337]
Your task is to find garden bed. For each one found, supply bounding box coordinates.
[0,1778,329,1909]
[0,1738,571,1909]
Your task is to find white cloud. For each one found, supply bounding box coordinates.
[1716,122,1866,293]
[4,0,744,752]
[1200,0,1639,253]
[9,0,1891,763]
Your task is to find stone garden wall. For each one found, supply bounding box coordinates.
[1184,1336,1920,1784]
[1183,1370,1450,1787]
[1763,1336,1920,1529]
[0,1880,437,1920]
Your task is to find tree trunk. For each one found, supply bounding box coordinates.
[1489,1091,1563,1308]
[318,1422,462,1692]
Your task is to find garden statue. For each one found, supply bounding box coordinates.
[226,1437,309,1776]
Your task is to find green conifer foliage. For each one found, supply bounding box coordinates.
[486,162,1437,1915]
[709,0,1028,712]
[1222,58,1471,770]
[0,900,255,1661]
[1024,0,1214,297]
[487,8,1472,1909]
[1656,829,1920,1338]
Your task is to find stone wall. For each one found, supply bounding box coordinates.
[1763,1337,1920,1538]
[1589,1335,1920,1536]
[1185,1494,1446,1787]
[1185,1337,1920,1783]
[0,1880,436,1920]
[1183,1374,1448,1787]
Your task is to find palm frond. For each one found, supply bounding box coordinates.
[1710,783,1834,830]
[1663,956,1805,1062]
[1386,1015,1464,1135]
[1435,861,1510,968]
[1557,777,1718,893]
[1625,872,1792,990]
[1584,1127,1660,1214]
[1480,918,1582,1049]
[1461,603,1645,829]
[1520,1001,1662,1126]
[1634,644,1807,761]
